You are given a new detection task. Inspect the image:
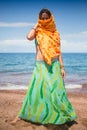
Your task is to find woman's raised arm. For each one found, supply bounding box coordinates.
[27,24,38,40]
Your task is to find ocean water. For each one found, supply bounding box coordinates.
[0,53,87,89]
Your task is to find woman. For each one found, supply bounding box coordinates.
[12,8,77,125]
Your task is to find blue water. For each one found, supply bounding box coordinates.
[0,53,87,87]
[0,53,35,74]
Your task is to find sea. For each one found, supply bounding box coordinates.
[0,53,87,90]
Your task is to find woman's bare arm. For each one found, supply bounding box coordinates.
[59,53,66,78]
[27,24,38,40]
[59,53,64,67]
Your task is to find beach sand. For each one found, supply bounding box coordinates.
[0,89,87,130]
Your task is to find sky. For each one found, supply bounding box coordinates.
[0,0,87,53]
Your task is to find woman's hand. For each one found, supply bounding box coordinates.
[33,23,38,30]
[27,23,38,40]
[61,68,66,79]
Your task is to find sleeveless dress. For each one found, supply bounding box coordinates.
[18,39,77,124]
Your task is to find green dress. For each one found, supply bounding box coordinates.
[18,39,77,124]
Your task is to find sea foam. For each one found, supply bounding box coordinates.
[0,83,82,90]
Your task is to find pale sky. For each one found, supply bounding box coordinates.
[0,0,87,53]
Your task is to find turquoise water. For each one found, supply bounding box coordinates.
[0,53,87,88]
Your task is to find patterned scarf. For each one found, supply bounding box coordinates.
[36,15,61,65]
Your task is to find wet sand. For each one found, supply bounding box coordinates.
[0,88,87,130]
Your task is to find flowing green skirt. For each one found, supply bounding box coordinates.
[18,59,77,124]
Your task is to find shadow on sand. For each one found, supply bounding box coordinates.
[23,120,78,130]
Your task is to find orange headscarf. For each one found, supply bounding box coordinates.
[36,15,61,65]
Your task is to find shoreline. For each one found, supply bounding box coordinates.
[0,83,87,92]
